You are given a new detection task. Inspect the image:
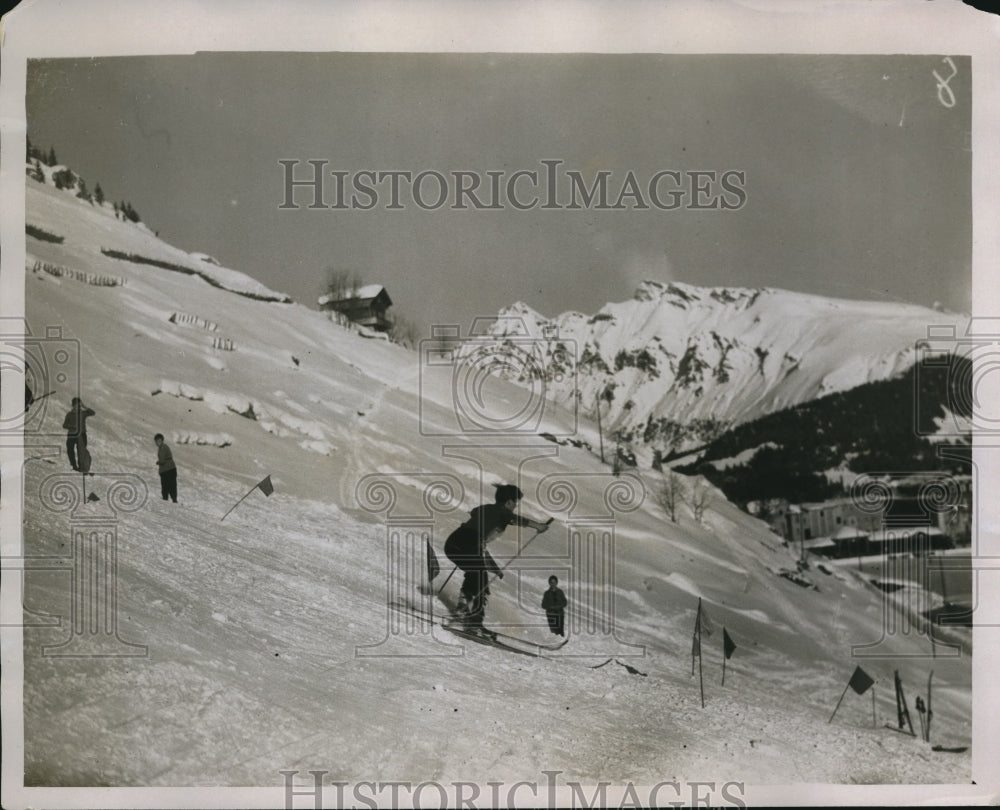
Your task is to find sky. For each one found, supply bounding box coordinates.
[25,52,972,335]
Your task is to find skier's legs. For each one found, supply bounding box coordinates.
[464,569,489,628]
[459,570,478,602]
[66,437,78,470]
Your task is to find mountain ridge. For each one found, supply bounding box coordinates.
[483,279,968,461]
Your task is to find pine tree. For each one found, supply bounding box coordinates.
[52,168,76,190]
[76,178,92,203]
[94,183,105,205]
[47,146,57,166]
[121,201,141,223]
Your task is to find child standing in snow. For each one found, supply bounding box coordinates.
[542,575,567,637]
[444,484,551,633]
[62,397,95,471]
[154,433,178,503]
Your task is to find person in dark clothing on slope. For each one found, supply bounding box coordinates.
[444,484,551,633]
[62,397,95,471]
[542,575,568,637]
[154,433,178,503]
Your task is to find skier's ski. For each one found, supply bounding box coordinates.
[440,623,539,658]
[390,601,564,656]
[416,600,569,651]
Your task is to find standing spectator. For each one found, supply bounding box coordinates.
[62,397,94,471]
[154,433,178,503]
[542,575,568,637]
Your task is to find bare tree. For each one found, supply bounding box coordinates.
[388,313,422,349]
[656,470,686,523]
[324,268,362,302]
[689,476,713,524]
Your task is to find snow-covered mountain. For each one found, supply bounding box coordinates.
[8,163,974,796]
[478,281,968,460]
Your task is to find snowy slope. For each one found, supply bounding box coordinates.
[477,281,968,459]
[13,172,974,795]
[26,163,291,302]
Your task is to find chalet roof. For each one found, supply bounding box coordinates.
[802,526,869,547]
[353,284,387,300]
[317,284,392,307]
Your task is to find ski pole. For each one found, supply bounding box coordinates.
[468,518,554,605]
[436,565,459,595]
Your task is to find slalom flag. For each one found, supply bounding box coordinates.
[221,474,276,521]
[693,598,706,707]
[829,666,876,723]
[723,628,737,660]
[721,627,737,686]
[848,666,875,695]
[700,603,716,637]
[426,538,441,582]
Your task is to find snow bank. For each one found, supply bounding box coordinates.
[171,431,234,448]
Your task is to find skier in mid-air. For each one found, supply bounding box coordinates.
[444,484,552,635]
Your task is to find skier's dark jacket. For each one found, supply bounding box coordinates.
[444,504,531,575]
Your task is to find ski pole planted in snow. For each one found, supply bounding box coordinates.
[926,670,934,743]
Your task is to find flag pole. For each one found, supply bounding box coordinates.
[721,644,727,687]
[872,685,877,728]
[691,598,701,677]
[697,598,705,708]
[220,489,253,521]
[828,681,851,723]
[221,482,263,522]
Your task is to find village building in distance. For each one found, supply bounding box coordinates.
[318,284,393,334]
[758,474,972,560]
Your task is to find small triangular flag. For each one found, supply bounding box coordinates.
[700,603,716,636]
[257,475,274,496]
[426,538,441,581]
[723,628,737,660]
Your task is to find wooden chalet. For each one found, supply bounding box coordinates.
[318,284,393,332]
